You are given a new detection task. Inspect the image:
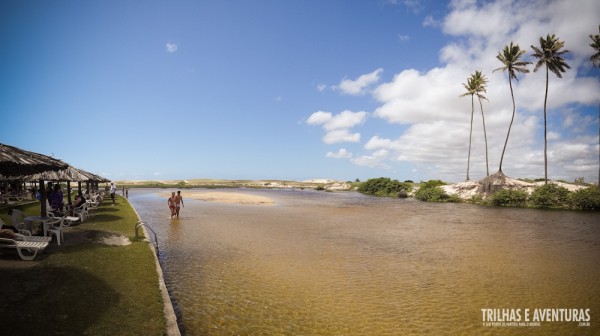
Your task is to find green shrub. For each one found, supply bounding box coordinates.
[415,185,449,202]
[569,186,600,210]
[358,177,412,197]
[419,180,446,188]
[529,183,570,208]
[489,189,528,207]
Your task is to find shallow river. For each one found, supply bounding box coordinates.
[129,188,599,335]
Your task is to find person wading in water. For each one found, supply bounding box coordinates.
[168,192,176,218]
[175,190,184,218]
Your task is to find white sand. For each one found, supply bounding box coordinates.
[442,177,588,199]
[159,191,275,205]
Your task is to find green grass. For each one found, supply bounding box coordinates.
[0,195,167,336]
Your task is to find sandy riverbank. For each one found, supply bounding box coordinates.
[159,191,275,205]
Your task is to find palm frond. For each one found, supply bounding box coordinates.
[590,25,600,67]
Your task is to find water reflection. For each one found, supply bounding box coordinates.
[129,188,600,335]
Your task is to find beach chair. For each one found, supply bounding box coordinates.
[72,203,88,222]
[9,209,32,236]
[46,216,66,245]
[0,236,50,261]
[87,196,100,209]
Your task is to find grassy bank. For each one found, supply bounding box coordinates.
[0,195,167,335]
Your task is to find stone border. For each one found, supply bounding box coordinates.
[130,202,181,336]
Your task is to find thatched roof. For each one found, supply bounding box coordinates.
[0,143,68,178]
[8,165,110,183]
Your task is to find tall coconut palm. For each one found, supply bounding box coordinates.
[460,75,477,181]
[473,70,490,177]
[493,42,531,174]
[460,71,489,180]
[590,26,600,185]
[531,34,570,184]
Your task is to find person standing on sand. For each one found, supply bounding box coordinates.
[110,182,117,206]
[168,192,176,218]
[175,190,184,218]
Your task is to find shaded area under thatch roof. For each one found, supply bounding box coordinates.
[0,143,68,178]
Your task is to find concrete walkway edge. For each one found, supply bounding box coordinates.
[130,202,181,336]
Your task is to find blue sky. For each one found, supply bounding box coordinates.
[1,0,599,183]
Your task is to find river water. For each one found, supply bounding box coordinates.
[128,188,599,335]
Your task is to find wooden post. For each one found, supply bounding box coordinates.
[39,179,46,217]
[67,181,72,205]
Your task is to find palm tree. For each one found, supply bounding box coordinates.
[460,71,489,180]
[531,34,570,184]
[473,71,490,177]
[590,26,600,185]
[460,75,477,181]
[493,42,531,174]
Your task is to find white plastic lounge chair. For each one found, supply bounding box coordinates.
[46,216,66,245]
[0,236,49,261]
[72,203,88,222]
[48,212,79,227]
[87,196,100,208]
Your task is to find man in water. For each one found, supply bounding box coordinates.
[168,192,176,218]
[175,190,184,218]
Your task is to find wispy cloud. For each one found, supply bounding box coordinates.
[165,42,178,53]
[326,148,353,159]
[335,68,383,95]
[422,15,439,27]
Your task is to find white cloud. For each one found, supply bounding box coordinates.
[317,83,327,92]
[327,148,353,159]
[336,68,383,95]
[398,34,410,42]
[323,130,361,144]
[166,42,178,53]
[307,110,368,144]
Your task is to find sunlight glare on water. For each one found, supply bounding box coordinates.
[129,188,600,335]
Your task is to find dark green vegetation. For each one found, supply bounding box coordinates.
[490,184,600,210]
[357,177,600,210]
[357,177,412,197]
[0,196,166,335]
[489,189,529,207]
[414,180,460,203]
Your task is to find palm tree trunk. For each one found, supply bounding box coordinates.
[467,95,474,181]
[499,77,516,173]
[544,65,549,184]
[479,97,489,177]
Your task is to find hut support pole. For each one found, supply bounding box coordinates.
[67,181,72,205]
[39,179,47,217]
